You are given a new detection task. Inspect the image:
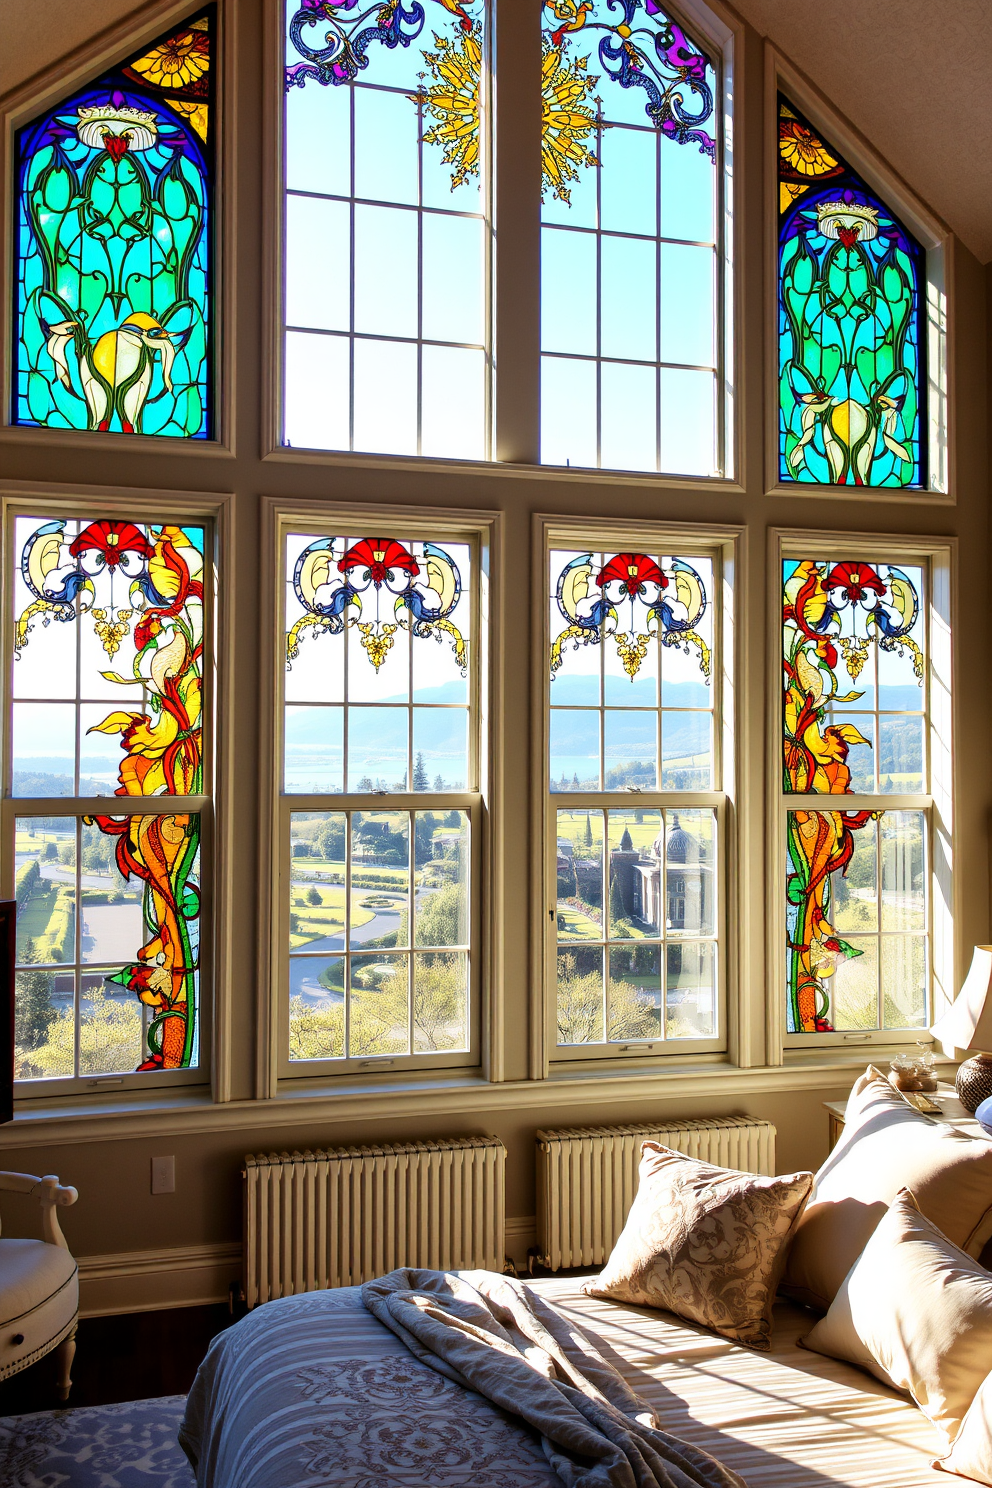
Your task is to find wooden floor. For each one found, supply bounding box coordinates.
[0,1304,231,1416]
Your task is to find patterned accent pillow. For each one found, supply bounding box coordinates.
[584,1142,814,1350]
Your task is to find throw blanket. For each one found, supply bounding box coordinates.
[362,1269,746,1488]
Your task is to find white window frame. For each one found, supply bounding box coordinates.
[770,528,954,1054]
[534,514,739,1073]
[1,490,221,1098]
[266,502,496,1087]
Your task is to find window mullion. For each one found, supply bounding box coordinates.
[492,0,542,463]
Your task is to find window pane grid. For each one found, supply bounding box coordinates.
[289,809,470,1062]
[540,46,720,477]
[549,550,715,793]
[283,528,478,1070]
[9,516,209,1086]
[555,806,718,1047]
[782,555,931,1037]
[283,3,490,460]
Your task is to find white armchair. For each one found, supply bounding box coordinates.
[0,1171,78,1399]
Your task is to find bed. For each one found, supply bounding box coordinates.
[180,1276,948,1487]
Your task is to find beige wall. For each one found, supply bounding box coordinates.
[0,0,988,1282]
[0,1084,852,1258]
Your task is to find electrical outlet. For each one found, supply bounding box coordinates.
[151,1156,175,1194]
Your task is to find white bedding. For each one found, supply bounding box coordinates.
[180,1276,949,1488]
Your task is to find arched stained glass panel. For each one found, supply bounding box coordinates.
[13,13,214,440]
[778,96,926,489]
[282,0,489,459]
[539,1,720,476]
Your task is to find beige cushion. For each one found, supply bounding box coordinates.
[783,1066,992,1311]
[583,1142,813,1350]
[0,1238,77,1380]
[940,1371,992,1484]
[803,1190,992,1442]
[0,1237,76,1325]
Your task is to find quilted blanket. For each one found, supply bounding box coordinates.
[362,1268,745,1488]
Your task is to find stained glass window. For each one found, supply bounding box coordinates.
[13,15,214,439]
[11,517,208,1081]
[283,531,478,1068]
[540,2,719,474]
[549,549,714,790]
[548,542,722,1054]
[782,556,929,1035]
[282,0,489,458]
[778,97,926,488]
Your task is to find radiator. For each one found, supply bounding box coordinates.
[243,1136,506,1308]
[535,1117,776,1271]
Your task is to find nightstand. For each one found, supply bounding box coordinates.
[824,1084,990,1152]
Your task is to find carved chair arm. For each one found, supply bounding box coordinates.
[0,1171,78,1250]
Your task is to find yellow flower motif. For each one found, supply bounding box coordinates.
[413,28,483,190]
[541,44,599,203]
[163,99,209,141]
[779,112,839,181]
[131,23,210,92]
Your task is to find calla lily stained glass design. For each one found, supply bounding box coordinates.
[551,552,710,683]
[13,518,205,1071]
[783,557,927,1034]
[287,536,467,676]
[13,14,213,438]
[778,97,925,488]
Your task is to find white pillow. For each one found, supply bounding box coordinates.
[939,1370,992,1483]
[802,1189,992,1443]
[783,1066,992,1311]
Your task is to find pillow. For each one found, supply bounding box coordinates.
[583,1142,813,1350]
[802,1190,992,1442]
[939,1371,992,1484]
[783,1066,992,1311]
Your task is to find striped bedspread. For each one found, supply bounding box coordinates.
[180,1276,948,1487]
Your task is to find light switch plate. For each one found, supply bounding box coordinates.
[151,1156,175,1194]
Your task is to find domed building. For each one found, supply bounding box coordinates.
[609,815,711,936]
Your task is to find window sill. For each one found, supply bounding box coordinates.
[4,1050,960,1148]
[263,443,748,496]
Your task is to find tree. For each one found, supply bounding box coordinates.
[412,956,465,1050]
[413,882,465,949]
[413,752,429,792]
[619,827,633,850]
[305,886,322,907]
[609,869,627,929]
[433,774,445,792]
[444,810,461,828]
[583,813,593,846]
[13,943,56,1051]
[42,841,58,861]
[556,954,658,1046]
[357,776,375,791]
[31,987,143,1076]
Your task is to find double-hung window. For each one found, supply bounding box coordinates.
[780,538,951,1045]
[279,518,484,1074]
[5,508,211,1092]
[543,520,731,1063]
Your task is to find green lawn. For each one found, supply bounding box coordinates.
[18,885,60,940]
[289,883,377,948]
[556,904,602,940]
[555,811,664,855]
